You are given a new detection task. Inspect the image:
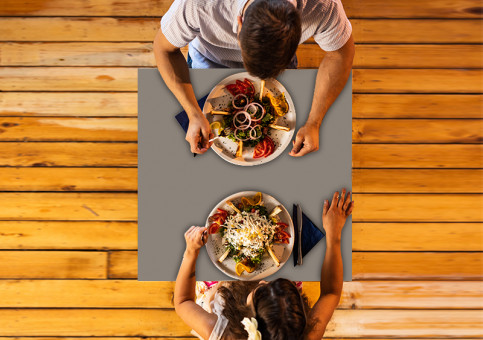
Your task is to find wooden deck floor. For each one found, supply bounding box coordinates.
[0,0,482,338]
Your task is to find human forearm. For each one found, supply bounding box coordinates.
[320,237,343,297]
[174,248,199,306]
[153,30,202,119]
[307,37,354,128]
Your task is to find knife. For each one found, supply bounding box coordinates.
[296,204,303,265]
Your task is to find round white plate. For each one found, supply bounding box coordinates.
[203,72,296,166]
[205,191,294,281]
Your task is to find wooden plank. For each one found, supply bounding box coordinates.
[0,18,481,43]
[353,144,483,168]
[353,223,483,251]
[353,252,483,280]
[353,169,483,193]
[353,119,483,143]
[0,309,480,337]
[0,92,137,117]
[0,0,481,18]
[0,67,137,92]
[3,68,481,93]
[0,193,137,221]
[0,117,137,141]
[0,42,155,67]
[108,251,137,279]
[0,221,137,249]
[353,69,483,93]
[0,168,137,191]
[109,250,483,280]
[0,142,137,167]
[3,43,482,69]
[298,44,483,69]
[352,194,483,222]
[352,19,483,43]
[353,94,483,118]
[0,280,481,309]
[0,251,107,279]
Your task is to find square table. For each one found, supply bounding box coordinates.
[138,68,352,281]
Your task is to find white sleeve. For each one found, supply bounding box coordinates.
[313,0,352,51]
[160,0,200,48]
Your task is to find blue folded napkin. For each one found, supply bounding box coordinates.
[293,204,325,266]
[175,94,209,133]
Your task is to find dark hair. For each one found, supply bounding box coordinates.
[253,279,308,339]
[239,0,301,79]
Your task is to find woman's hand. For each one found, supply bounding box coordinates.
[322,189,353,243]
[186,114,214,154]
[184,226,208,256]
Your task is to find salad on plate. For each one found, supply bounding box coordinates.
[207,192,291,276]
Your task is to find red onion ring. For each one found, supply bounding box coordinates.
[232,94,248,109]
[249,125,262,140]
[233,111,251,129]
[244,102,265,122]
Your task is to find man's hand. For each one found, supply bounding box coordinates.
[289,122,320,157]
[322,188,353,243]
[186,114,214,154]
[184,226,208,256]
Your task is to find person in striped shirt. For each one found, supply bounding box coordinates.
[154,0,354,157]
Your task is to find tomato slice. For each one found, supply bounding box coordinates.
[225,84,239,96]
[263,136,275,157]
[208,223,220,234]
[277,230,291,239]
[217,208,228,219]
[253,139,267,158]
[244,78,255,96]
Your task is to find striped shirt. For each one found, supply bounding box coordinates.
[161,0,352,68]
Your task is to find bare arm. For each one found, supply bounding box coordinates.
[153,29,213,154]
[174,226,217,339]
[290,35,355,157]
[305,189,353,339]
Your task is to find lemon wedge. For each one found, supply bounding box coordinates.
[210,121,223,134]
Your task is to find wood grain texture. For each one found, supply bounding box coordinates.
[353,223,483,251]
[0,251,107,279]
[0,92,137,117]
[0,67,137,91]
[353,252,483,280]
[0,280,480,309]
[0,309,480,337]
[0,142,137,167]
[0,117,137,141]
[353,119,483,143]
[352,194,483,222]
[353,69,483,93]
[0,193,137,221]
[0,221,137,249]
[353,94,483,118]
[353,144,483,168]
[108,250,483,280]
[0,168,138,191]
[1,18,481,43]
[353,169,483,193]
[0,0,481,18]
[3,43,482,69]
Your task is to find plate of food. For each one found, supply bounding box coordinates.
[205,191,294,280]
[203,72,296,166]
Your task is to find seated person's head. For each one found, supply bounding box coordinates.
[249,278,308,339]
[239,0,301,79]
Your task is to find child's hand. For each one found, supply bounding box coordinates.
[184,226,208,255]
[322,188,353,244]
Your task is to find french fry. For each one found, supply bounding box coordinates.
[211,110,230,115]
[268,124,290,132]
[218,249,230,263]
[235,140,243,158]
[266,245,280,267]
[269,205,282,218]
[226,200,241,214]
[259,80,265,101]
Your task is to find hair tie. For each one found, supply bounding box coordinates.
[241,317,262,340]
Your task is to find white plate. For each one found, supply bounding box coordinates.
[203,72,296,166]
[205,191,294,281]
